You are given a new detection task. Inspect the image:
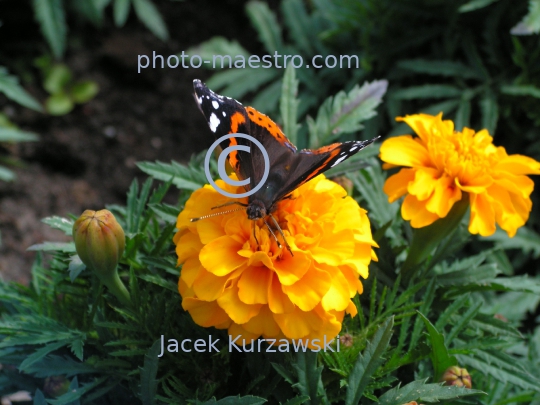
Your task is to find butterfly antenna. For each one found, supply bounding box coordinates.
[190,207,244,222]
[269,214,293,256]
[263,218,283,250]
[211,201,248,210]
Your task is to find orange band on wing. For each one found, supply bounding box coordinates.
[245,106,294,148]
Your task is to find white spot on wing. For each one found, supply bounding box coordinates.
[349,146,358,151]
[331,155,348,167]
[209,113,220,133]
[212,100,219,109]
[197,96,203,104]
[222,111,226,117]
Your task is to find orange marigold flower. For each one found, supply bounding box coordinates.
[173,175,378,346]
[380,113,540,237]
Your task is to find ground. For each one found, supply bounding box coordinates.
[0,0,265,283]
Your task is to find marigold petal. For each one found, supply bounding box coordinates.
[241,306,281,337]
[402,194,440,227]
[425,175,462,217]
[312,227,355,266]
[397,113,451,142]
[495,154,540,175]
[282,267,331,311]
[182,297,231,328]
[268,273,295,314]
[200,236,245,276]
[383,168,416,203]
[272,250,311,286]
[274,307,322,339]
[408,167,439,200]
[237,266,272,305]
[456,176,492,194]
[320,265,350,312]
[380,135,431,167]
[176,231,202,265]
[181,256,202,288]
[494,174,534,199]
[192,267,242,302]
[217,281,262,324]
[468,193,496,236]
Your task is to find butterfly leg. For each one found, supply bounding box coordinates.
[252,220,260,250]
[269,214,293,256]
[262,218,283,250]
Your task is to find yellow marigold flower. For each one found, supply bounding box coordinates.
[173,175,378,346]
[380,113,540,237]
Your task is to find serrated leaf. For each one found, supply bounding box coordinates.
[398,59,482,79]
[186,37,251,69]
[437,264,500,286]
[0,128,39,142]
[33,389,47,405]
[294,350,327,405]
[246,1,283,53]
[27,242,76,252]
[137,161,206,190]
[345,317,394,405]
[70,339,84,361]
[280,65,300,145]
[511,0,540,34]
[42,216,74,235]
[19,340,70,372]
[501,84,540,98]
[484,227,540,258]
[23,355,96,378]
[148,203,180,224]
[114,0,131,26]
[418,312,457,380]
[392,85,462,100]
[454,99,471,130]
[282,0,317,55]
[47,377,107,405]
[0,67,43,111]
[459,0,500,12]
[138,274,178,292]
[207,68,280,100]
[379,379,485,405]
[281,396,310,405]
[68,256,86,282]
[202,396,267,405]
[480,90,498,135]
[132,0,169,41]
[309,80,388,146]
[140,339,160,405]
[32,0,67,59]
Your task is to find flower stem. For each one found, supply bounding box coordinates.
[401,196,469,284]
[99,268,132,307]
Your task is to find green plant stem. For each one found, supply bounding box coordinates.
[401,196,469,284]
[96,268,132,307]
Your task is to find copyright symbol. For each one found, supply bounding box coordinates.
[204,133,270,199]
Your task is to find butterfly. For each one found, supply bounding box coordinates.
[192,79,379,254]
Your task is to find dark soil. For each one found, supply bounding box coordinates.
[0,0,266,283]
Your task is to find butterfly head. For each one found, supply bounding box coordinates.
[246,200,267,220]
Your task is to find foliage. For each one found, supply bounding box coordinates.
[1,0,540,403]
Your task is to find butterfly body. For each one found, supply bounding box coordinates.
[193,79,379,250]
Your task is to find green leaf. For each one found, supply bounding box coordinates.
[20,340,71,372]
[0,165,15,182]
[148,203,180,224]
[501,84,540,98]
[379,379,485,405]
[71,80,99,103]
[68,256,86,282]
[246,1,283,53]
[132,0,169,41]
[480,90,499,135]
[294,350,327,405]
[484,227,540,258]
[398,59,482,79]
[207,68,280,100]
[42,216,74,235]
[454,99,471,131]
[48,377,107,405]
[46,92,74,115]
[392,85,462,99]
[114,0,131,26]
[308,80,388,146]
[280,65,300,145]
[418,312,457,380]
[137,161,206,190]
[511,0,540,34]
[70,338,84,361]
[281,396,310,405]
[281,0,317,55]
[44,63,72,94]
[459,0,501,12]
[0,67,43,111]
[436,264,500,287]
[0,128,38,142]
[345,317,394,405]
[32,0,67,59]
[27,242,76,252]
[140,339,160,405]
[23,355,97,378]
[201,396,267,405]
[186,37,251,69]
[33,389,47,405]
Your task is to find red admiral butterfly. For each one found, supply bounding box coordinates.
[192,79,379,254]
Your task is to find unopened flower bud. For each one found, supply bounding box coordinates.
[73,209,131,306]
[44,376,70,398]
[440,366,472,389]
[331,176,354,195]
[340,333,354,347]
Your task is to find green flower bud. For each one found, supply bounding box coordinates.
[73,209,131,306]
[440,366,472,389]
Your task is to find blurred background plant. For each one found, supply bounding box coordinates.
[0,0,539,404]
